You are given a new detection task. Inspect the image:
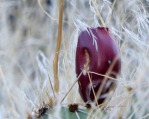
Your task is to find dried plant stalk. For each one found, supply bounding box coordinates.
[91,0,106,27]
[53,0,64,93]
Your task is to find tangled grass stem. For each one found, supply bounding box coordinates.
[91,0,106,27]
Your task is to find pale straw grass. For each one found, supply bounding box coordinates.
[0,0,149,118]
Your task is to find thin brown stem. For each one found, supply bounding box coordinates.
[53,0,64,93]
[94,56,120,106]
[87,72,99,106]
[60,71,83,104]
[106,0,117,24]
[48,75,56,98]
[91,0,106,27]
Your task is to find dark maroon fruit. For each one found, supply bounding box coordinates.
[76,27,121,105]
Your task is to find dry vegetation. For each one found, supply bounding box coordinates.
[0,0,149,118]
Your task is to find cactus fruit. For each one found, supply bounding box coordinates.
[76,27,121,105]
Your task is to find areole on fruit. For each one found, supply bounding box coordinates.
[76,27,121,105]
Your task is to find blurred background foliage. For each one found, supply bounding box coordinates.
[0,0,149,118]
